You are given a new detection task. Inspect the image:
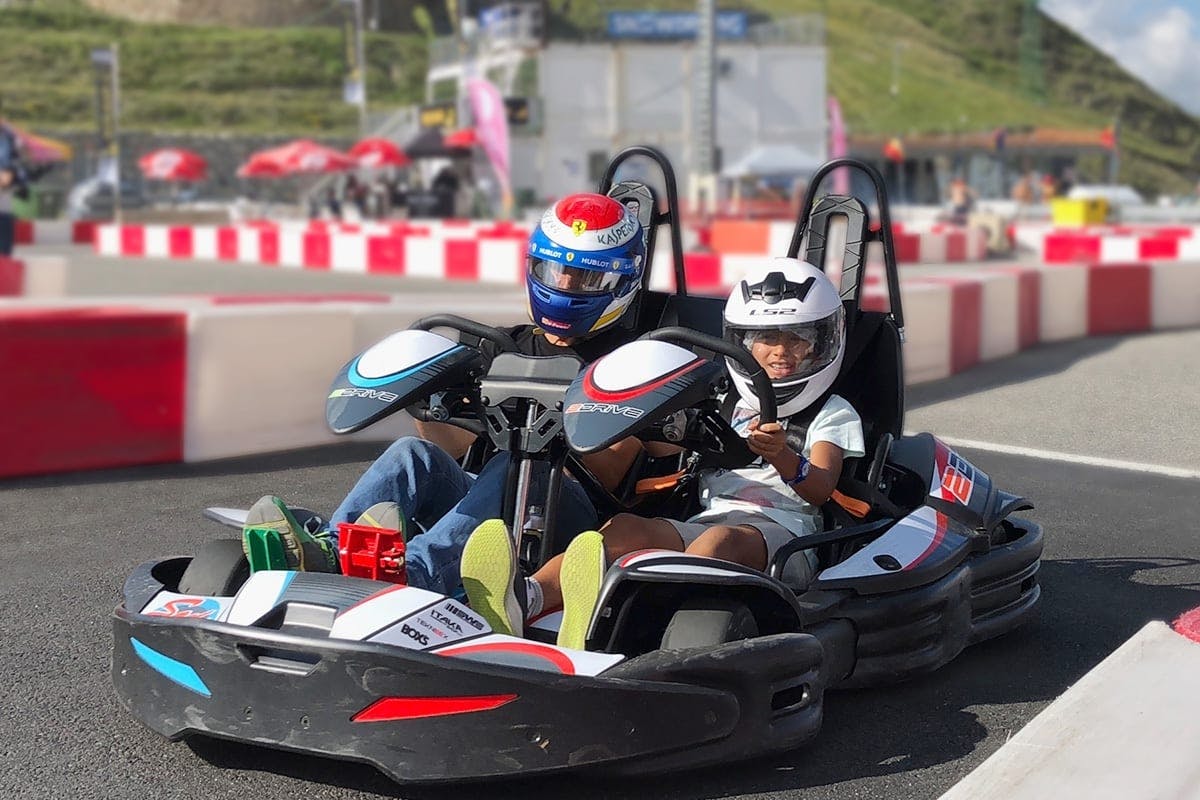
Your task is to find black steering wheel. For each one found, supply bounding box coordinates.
[643,327,777,424]
[410,314,520,356]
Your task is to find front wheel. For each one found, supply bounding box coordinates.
[177,539,250,596]
[660,598,759,650]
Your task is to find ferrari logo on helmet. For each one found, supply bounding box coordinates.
[566,251,575,262]
[572,219,587,236]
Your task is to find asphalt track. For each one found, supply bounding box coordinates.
[3,247,1199,799]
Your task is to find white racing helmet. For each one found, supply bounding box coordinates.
[723,258,845,418]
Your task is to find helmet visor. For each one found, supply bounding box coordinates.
[725,307,844,383]
[529,258,624,295]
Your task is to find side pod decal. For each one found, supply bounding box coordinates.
[130,637,212,698]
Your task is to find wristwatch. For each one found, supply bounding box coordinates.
[786,456,811,487]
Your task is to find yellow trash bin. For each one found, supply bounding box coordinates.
[1050,198,1109,226]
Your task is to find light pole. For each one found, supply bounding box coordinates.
[342,0,368,135]
[111,41,121,222]
[90,43,121,221]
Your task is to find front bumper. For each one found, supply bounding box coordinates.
[113,609,825,782]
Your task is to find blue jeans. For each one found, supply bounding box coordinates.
[328,437,598,596]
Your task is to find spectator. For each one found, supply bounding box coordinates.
[369,173,391,219]
[947,175,976,225]
[324,186,341,219]
[432,165,461,218]
[343,174,367,220]
[390,172,410,217]
[0,97,22,257]
[1059,167,1077,197]
[1039,173,1058,202]
[1010,171,1034,219]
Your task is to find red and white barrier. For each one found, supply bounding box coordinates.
[1013,223,1200,264]
[13,219,97,246]
[0,305,187,478]
[96,221,533,284]
[0,291,534,477]
[707,219,988,264]
[7,227,1200,477]
[97,219,986,283]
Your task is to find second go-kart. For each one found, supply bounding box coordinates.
[111,152,1042,783]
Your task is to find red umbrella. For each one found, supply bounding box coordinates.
[138,148,207,181]
[237,139,355,178]
[443,128,478,148]
[348,137,410,168]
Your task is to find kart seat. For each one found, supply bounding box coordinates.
[654,291,726,338]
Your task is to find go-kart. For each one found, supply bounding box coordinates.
[110,153,1043,783]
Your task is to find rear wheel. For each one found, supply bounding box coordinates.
[660,598,759,650]
[177,539,250,596]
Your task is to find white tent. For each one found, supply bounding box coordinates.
[721,144,823,178]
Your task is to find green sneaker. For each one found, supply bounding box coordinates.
[461,519,523,638]
[557,531,606,650]
[353,501,407,540]
[242,495,338,573]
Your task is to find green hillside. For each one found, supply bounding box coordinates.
[0,1,428,133]
[1,0,1195,193]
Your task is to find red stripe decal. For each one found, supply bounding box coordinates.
[905,511,948,570]
[438,642,577,675]
[583,358,705,403]
[352,694,517,722]
[337,584,408,616]
[617,548,675,568]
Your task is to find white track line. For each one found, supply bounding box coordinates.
[926,435,1200,480]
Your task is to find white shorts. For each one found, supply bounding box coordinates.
[662,511,818,583]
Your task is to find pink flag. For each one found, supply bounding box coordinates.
[466,78,512,215]
[827,96,848,195]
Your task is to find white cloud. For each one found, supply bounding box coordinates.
[1040,0,1200,115]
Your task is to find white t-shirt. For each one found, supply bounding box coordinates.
[689,394,865,536]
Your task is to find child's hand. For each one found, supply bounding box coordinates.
[746,420,788,460]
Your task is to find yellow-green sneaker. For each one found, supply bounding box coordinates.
[557,531,606,650]
[242,495,338,573]
[461,519,523,638]
[353,501,407,540]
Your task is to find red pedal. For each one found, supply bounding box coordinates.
[337,522,407,584]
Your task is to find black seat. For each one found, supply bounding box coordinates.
[653,291,726,338]
[831,308,904,460]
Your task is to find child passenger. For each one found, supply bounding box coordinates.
[461,258,864,649]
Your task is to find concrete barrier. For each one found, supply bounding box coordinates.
[0,305,187,478]
[3,244,1198,477]
[939,621,1200,800]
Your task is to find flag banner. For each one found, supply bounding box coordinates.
[467,77,512,215]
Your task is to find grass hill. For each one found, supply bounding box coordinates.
[0,1,428,134]
[1,0,1195,193]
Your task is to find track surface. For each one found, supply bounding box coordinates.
[3,248,1199,798]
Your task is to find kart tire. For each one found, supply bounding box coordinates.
[661,598,759,650]
[177,539,250,596]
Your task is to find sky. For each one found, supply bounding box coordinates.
[1040,0,1200,116]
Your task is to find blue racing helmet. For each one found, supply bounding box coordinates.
[526,193,646,338]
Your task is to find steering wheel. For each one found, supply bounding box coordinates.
[410,314,520,356]
[866,432,894,490]
[644,327,777,424]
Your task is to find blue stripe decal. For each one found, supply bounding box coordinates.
[276,571,297,604]
[130,637,212,698]
[347,345,464,389]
